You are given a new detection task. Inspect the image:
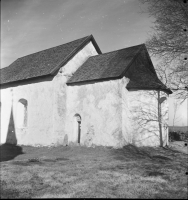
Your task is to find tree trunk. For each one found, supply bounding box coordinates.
[158,91,163,147]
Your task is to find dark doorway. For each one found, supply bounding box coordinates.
[74,114,81,144]
[78,121,81,143]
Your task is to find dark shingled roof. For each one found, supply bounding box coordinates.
[1,34,171,94]
[67,44,172,94]
[67,44,143,83]
[0,35,101,85]
[126,64,172,94]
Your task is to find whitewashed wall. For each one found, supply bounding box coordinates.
[65,76,169,147]
[0,78,54,146]
[51,41,99,145]
[0,41,98,146]
[121,77,169,146]
[65,79,124,147]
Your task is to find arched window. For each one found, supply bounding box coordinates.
[17,99,28,128]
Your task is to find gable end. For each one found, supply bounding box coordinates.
[50,35,102,75]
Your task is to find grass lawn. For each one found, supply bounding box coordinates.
[0,142,187,198]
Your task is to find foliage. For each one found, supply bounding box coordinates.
[129,90,168,146]
[169,131,188,141]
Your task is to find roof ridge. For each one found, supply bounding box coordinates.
[17,35,91,60]
[87,43,145,59]
[50,35,92,75]
[0,35,92,71]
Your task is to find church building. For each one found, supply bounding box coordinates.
[0,35,172,147]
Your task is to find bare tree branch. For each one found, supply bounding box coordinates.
[140,0,188,101]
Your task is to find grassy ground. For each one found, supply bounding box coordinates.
[0,142,187,198]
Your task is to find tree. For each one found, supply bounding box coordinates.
[141,0,188,101]
[114,79,169,147]
[172,99,181,128]
[130,90,169,147]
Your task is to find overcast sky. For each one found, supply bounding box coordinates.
[1,0,187,126]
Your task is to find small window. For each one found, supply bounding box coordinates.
[17,99,28,128]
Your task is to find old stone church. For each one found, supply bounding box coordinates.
[0,35,172,147]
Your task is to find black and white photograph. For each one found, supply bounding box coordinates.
[0,0,188,198]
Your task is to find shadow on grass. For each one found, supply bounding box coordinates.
[111,144,153,161]
[164,146,188,155]
[145,171,165,176]
[0,144,24,162]
[111,144,173,162]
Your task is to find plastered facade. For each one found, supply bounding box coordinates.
[65,79,124,147]
[66,77,169,147]
[121,77,169,146]
[0,41,169,147]
[0,77,54,146]
[0,41,98,146]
